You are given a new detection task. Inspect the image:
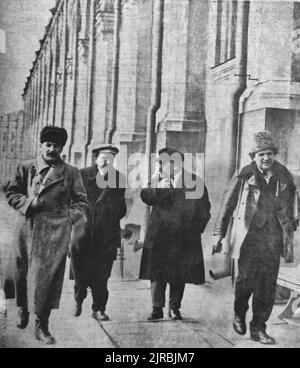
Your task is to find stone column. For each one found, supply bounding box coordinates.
[239,1,300,168]
[63,0,78,162]
[155,0,209,155]
[86,0,114,165]
[54,10,65,128]
[113,0,153,155]
[70,0,90,167]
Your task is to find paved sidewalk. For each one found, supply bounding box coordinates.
[1,194,300,348]
[1,264,300,348]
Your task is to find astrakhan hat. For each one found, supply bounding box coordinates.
[249,131,278,157]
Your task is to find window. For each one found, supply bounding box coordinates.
[215,0,238,66]
[74,152,82,167]
[0,29,6,54]
[2,133,6,153]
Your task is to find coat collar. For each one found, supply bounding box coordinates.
[34,155,65,195]
[87,165,118,182]
[238,160,294,192]
[35,155,65,175]
[87,165,99,181]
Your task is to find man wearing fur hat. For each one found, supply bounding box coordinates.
[5,126,88,344]
[213,131,298,345]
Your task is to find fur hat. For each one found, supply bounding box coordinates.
[249,131,278,158]
[40,126,68,147]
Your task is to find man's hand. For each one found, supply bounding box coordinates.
[212,237,223,255]
[157,178,172,189]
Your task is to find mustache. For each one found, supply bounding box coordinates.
[46,152,58,157]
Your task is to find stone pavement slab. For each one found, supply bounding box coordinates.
[1,194,300,348]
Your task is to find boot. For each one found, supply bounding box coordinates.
[17,307,30,329]
[233,313,246,335]
[147,307,164,321]
[250,330,276,345]
[34,316,55,345]
[169,308,182,321]
[92,310,110,322]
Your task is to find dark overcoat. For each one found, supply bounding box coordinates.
[139,172,211,284]
[4,156,88,314]
[213,161,297,262]
[71,165,127,283]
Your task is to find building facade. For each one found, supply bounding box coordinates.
[1,0,300,269]
[0,110,25,187]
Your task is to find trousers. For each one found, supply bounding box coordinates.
[151,280,185,310]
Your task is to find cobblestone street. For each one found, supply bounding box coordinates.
[1,194,300,349]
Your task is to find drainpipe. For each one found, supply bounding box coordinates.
[61,0,68,127]
[145,0,164,186]
[84,0,96,166]
[69,0,80,162]
[228,1,250,177]
[105,0,122,144]
[139,0,164,244]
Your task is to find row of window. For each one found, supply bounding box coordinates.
[215,0,238,67]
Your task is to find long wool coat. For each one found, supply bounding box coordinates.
[139,173,211,284]
[4,156,88,314]
[71,165,127,283]
[213,161,297,262]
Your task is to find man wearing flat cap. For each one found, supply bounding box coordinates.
[139,147,211,321]
[4,125,88,344]
[71,144,127,322]
[214,131,298,345]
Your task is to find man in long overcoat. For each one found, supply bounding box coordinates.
[139,147,211,321]
[214,131,297,345]
[71,144,127,322]
[5,126,88,344]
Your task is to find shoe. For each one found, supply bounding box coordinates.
[233,314,246,335]
[17,307,30,329]
[250,330,276,345]
[34,320,56,345]
[92,311,110,322]
[169,309,182,320]
[147,308,163,321]
[73,302,82,317]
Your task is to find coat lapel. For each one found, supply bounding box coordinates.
[36,157,65,196]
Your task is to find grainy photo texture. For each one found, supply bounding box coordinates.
[0,0,300,351]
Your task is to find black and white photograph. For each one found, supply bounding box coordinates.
[0,0,300,351]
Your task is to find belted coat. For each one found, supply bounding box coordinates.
[214,161,297,262]
[4,156,88,314]
[139,172,211,284]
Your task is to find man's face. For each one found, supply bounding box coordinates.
[40,141,63,164]
[253,149,275,171]
[96,152,115,171]
[160,160,182,179]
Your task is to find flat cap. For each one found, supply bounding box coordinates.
[92,144,119,156]
[40,126,68,146]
